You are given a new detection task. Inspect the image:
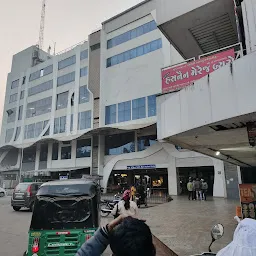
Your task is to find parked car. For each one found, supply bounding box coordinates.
[0,187,7,197]
[11,182,42,211]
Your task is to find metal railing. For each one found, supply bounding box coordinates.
[56,39,88,56]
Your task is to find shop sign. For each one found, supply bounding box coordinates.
[127,165,156,170]
[59,176,68,180]
[239,184,256,219]
[161,49,235,93]
[247,122,256,147]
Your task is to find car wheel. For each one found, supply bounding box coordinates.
[0,192,4,197]
[13,206,21,211]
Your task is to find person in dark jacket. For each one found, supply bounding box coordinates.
[76,215,155,256]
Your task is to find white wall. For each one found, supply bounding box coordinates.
[157,51,256,140]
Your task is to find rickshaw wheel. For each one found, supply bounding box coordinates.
[100,203,111,217]
[23,250,28,256]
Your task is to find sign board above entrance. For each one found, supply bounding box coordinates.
[127,165,156,170]
[161,49,235,93]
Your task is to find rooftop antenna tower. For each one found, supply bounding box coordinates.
[33,0,46,66]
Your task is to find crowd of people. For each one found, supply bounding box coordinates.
[187,177,208,201]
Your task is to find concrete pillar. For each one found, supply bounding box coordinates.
[167,155,178,195]
[98,135,105,187]
[237,166,242,184]
[35,144,40,171]
[212,159,226,198]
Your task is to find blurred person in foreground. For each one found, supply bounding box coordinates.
[76,215,155,256]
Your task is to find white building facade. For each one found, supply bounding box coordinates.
[0,0,228,198]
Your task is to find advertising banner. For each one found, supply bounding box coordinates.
[161,49,235,93]
[239,184,256,219]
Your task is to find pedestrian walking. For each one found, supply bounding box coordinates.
[130,185,136,201]
[192,178,196,200]
[194,178,201,200]
[201,179,208,200]
[187,178,193,200]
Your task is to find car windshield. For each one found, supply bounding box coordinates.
[15,183,30,192]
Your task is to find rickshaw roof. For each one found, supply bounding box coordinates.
[40,179,97,187]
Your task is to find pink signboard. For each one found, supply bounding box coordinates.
[162,49,235,93]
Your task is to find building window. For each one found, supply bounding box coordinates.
[132,97,146,120]
[90,43,100,51]
[80,50,88,60]
[43,120,50,136]
[79,86,90,104]
[14,127,21,141]
[138,135,157,151]
[57,72,75,87]
[29,65,53,81]
[106,39,162,68]
[5,128,14,143]
[107,20,157,49]
[56,91,69,110]
[26,97,52,118]
[25,123,35,139]
[76,139,91,158]
[105,132,135,155]
[78,111,91,130]
[22,76,26,85]
[20,90,24,99]
[80,67,88,77]
[7,108,16,123]
[22,147,36,163]
[24,120,48,139]
[54,116,66,134]
[9,93,18,103]
[52,143,59,160]
[105,104,116,125]
[28,80,53,96]
[11,79,19,89]
[148,95,156,117]
[58,55,76,70]
[35,121,43,137]
[61,146,71,159]
[40,144,48,161]
[18,105,23,120]
[118,101,131,123]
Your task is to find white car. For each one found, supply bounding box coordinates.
[0,187,7,197]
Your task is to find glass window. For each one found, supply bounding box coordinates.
[118,101,131,123]
[29,65,53,81]
[5,128,14,143]
[26,123,35,139]
[14,127,21,141]
[20,90,24,99]
[9,93,18,103]
[91,43,100,51]
[35,121,43,137]
[56,91,69,110]
[57,72,75,87]
[107,20,157,49]
[43,120,50,136]
[137,135,157,151]
[11,79,19,89]
[132,97,146,120]
[22,76,26,85]
[54,116,66,134]
[28,80,53,96]
[18,105,23,120]
[79,86,90,104]
[26,97,52,118]
[106,39,162,68]
[52,143,59,160]
[105,132,135,155]
[7,108,16,123]
[22,147,36,163]
[43,65,53,76]
[80,67,88,77]
[76,139,91,158]
[80,50,88,60]
[78,111,91,130]
[61,146,71,159]
[58,55,76,70]
[105,104,116,125]
[148,95,157,117]
[40,144,48,161]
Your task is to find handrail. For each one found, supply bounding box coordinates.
[56,39,88,55]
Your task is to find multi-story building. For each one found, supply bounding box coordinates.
[0,0,229,198]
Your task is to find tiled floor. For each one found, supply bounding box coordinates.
[102,197,239,256]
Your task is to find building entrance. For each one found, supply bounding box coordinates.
[178,166,214,196]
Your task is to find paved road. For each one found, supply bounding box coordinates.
[0,196,238,256]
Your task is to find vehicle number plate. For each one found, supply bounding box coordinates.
[16,195,23,198]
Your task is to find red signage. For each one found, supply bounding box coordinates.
[239,184,256,219]
[161,49,235,93]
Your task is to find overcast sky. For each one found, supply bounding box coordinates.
[0,0,143,126]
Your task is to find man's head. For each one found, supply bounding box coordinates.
[109,217,156,256]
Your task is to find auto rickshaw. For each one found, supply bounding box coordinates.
[24,179,100,256]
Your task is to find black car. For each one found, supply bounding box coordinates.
[11,182,42,211]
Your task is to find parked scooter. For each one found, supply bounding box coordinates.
[190,223,224,256]
[100,194,121,217]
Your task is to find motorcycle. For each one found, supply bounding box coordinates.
[100,194,121,217]
[190,223,224,256]
[135,192,147,208]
